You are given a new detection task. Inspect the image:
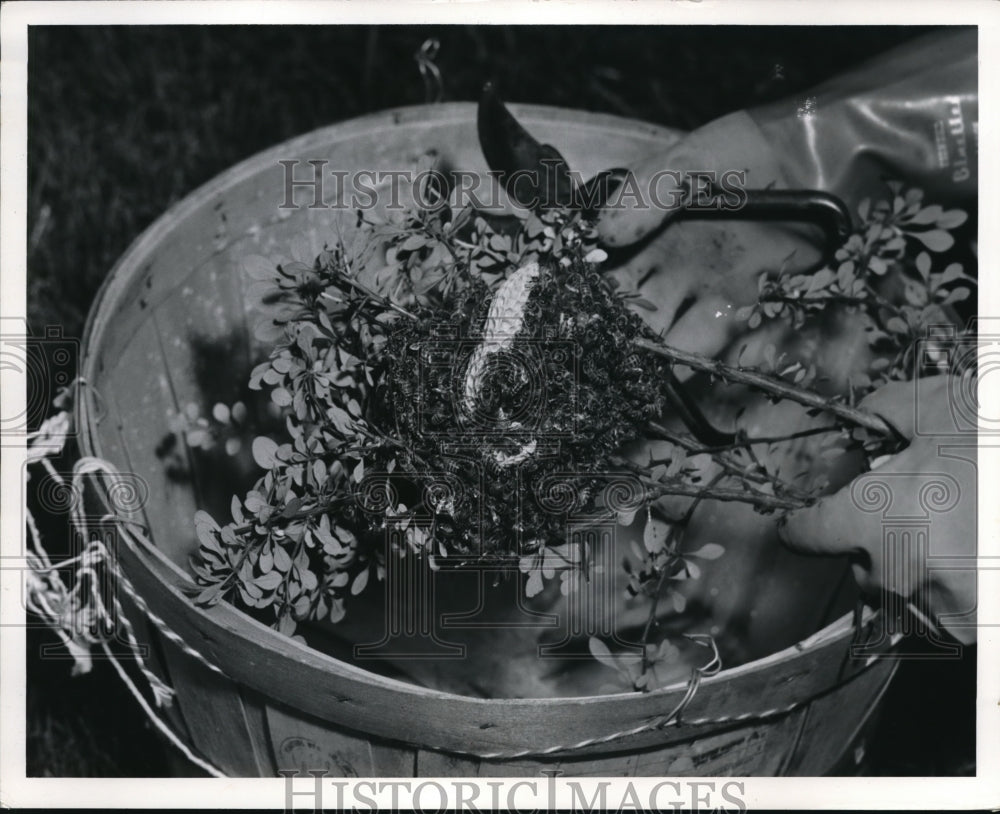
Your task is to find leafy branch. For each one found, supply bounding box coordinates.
[184,177,972,692]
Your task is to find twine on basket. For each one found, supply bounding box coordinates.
[27,449,799,772]
[70,461,734,763]
[26,390,866,774]
[25,405,226,777]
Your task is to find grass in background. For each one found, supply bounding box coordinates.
[27,25,931,341]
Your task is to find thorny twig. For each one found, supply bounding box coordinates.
[610,456,808,513]
[635,337,899,439]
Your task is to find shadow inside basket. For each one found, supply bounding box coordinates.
[84,104,856,708]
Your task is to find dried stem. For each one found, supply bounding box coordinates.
[701,425,842,453]
[644,422,814,502]
[759,284,905,319]
[610,455,807,512]
[638,470,726,675]
[324,270,419,321]
[635,337,897,438]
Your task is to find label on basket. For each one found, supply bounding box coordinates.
[278,736,358,777]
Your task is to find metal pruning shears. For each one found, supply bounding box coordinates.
[476,84,853,447]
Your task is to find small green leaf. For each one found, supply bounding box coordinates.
[915,252,931,280]
[195,584,225,606]
[588,637,618,670]
[273,546,292,573]
[911,229,954,252]
[244,491,266,513]
[351,567,370,596]
[277,613,297,636]
[525,568,544,598]
[643,515,670,554]
[252,436,279,469]
[231,401,248,423]
[938,263,970,285]
[329,598,346,624]
[194,509,219,533]
[885,316,909,334]
[230,496,244,524]
[906,204,943,225]
[903,279,929,307]
[942,287,971,305]
[326,404,354,436]
[686,543,725,560]
[400,234,427,252]
[238,581,263,602]
[936,209,968,230]
[293,595,311,617]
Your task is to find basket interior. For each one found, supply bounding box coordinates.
[82,103,854,698]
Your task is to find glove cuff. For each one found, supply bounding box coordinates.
[747,28,977,211]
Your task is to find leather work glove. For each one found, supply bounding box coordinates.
[586,26,980,670]
[597,114,824,356]
[597,27,977,362]
[778,376,978,645]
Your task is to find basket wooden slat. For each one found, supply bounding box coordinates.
[101,487,897,767]
[157,636,271,777]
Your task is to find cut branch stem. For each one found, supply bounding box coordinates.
[636,337,897,438]
[324,270,419,321]
[610,456,808,512]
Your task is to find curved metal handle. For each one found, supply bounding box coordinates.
[681,188,853,268]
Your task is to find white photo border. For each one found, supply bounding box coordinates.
[2,1,998,809]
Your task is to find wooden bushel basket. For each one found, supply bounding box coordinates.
[78,103,899,777]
